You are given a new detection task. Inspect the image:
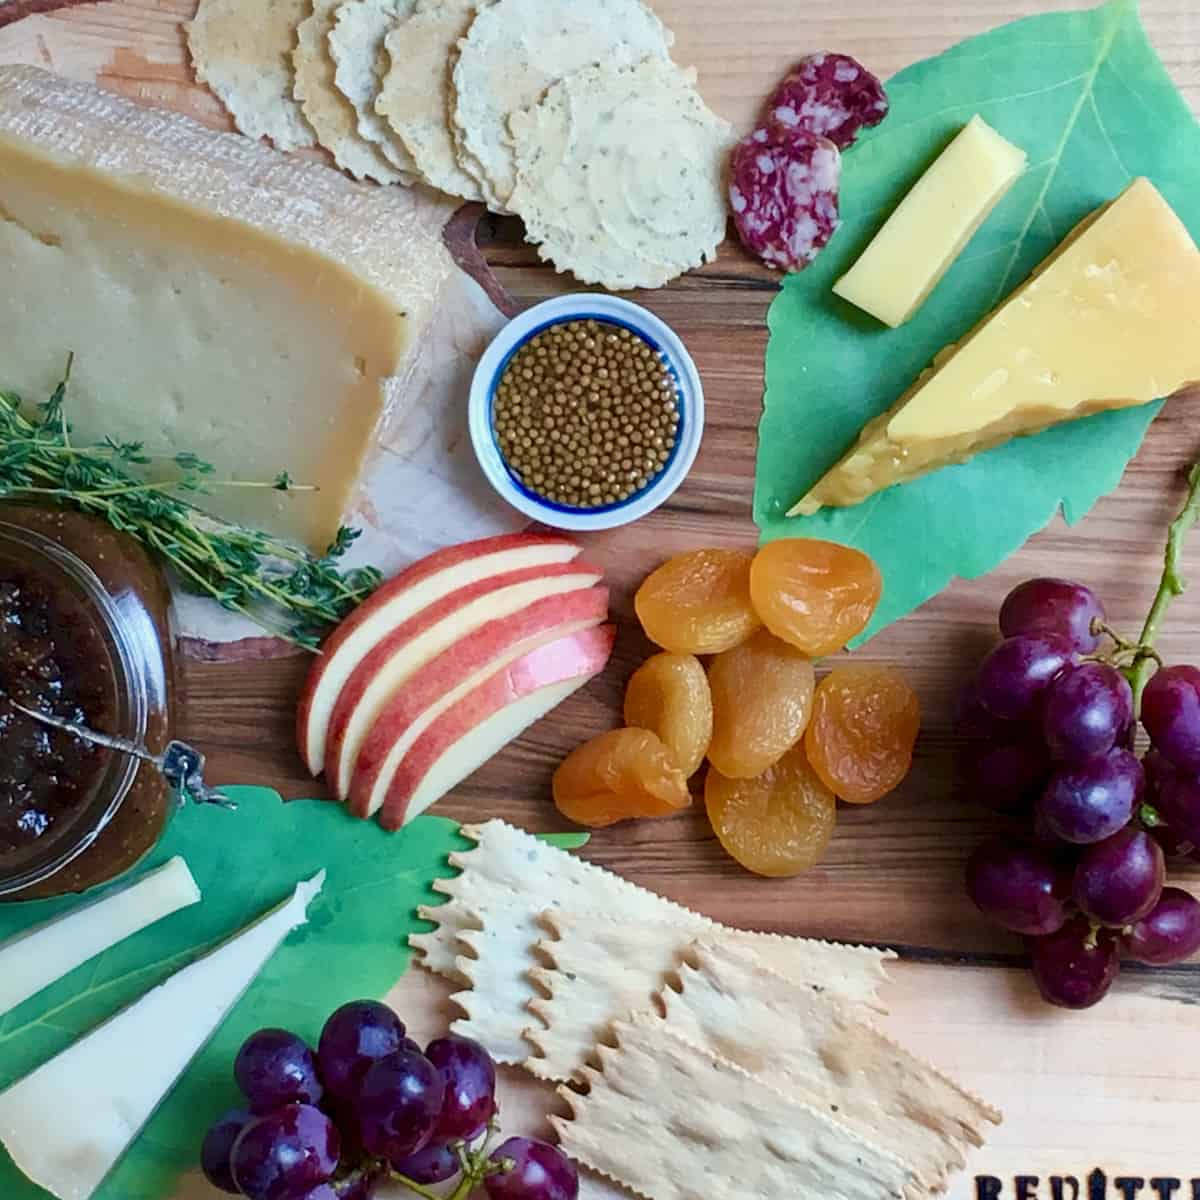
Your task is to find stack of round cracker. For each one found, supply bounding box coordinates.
[187,0,733,291]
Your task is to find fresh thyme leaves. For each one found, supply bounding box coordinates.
[0,375,382,650]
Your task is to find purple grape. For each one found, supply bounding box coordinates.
[235,1029,323,1113]
[999,578,1105,654]
[963,740,1051,815]
[425,1034,497,1141]
[1036,748,1143,844]
[328,1170,380,1200]
[231,1104,340,1200]
[294,1188,339,1200]
[975,634,1075,721]
[1073,828,1165,926]
[1041,663,1132,764]
[318,1001,408,1104]
[1142,665,1200,772]
[1124,887,1200,965]
[393,1140,463,1185]
[485,1138,579,1200]
[954,682,1013,740]
[200,1108,252,1194]
[965,840,1073,936]
[1029,916,1120,1009]
[1145,750,1200,860]
[357,1048,445,1166]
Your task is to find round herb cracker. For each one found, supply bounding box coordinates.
[294,0,410,184]
[451,0,674,213]
[375,0,488,201]
[508,59,733,291]
[329,0,420,179]
[188,0,316,151]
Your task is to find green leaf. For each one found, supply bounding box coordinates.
[0,788,467,1200]
[536,831,591,850]
[754,0,1197,641]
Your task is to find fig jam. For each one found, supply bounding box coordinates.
[0,506,175,898]
[0,564,116,854]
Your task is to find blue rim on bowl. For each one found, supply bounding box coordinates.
[468,294,705,532]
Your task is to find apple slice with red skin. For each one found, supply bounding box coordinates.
[347,585,610,818]
[324,561,603,798]
[297,532,580,776]
[376,624,616,830]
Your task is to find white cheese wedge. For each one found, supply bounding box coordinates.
[0,66,458,553]
[0,870,325,1200]
[0,857,201,1019]
[834,115,1027,327]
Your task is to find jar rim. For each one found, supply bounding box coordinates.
[0,521,149,897]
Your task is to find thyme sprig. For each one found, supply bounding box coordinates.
[0,368,381,649]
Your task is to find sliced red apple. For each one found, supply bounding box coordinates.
[348,585,610,819]
[297,532,580,775]
[324,562,604,798]
[376,624,616,830]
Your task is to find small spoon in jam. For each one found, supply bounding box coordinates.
[0,694,235,811]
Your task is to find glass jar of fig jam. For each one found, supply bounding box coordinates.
[0,505,175,899]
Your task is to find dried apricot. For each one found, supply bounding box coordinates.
[707,629,815,778]
[750,539,882,656]
[804,663,920,805]
[635,549,761,655]
[623,653,713,777]
[705,744,837,878]
[553,728,691,828]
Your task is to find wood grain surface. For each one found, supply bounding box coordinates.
[4,1,1200,1193]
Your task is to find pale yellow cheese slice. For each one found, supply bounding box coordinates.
[834,115,1027,327]
[0,66,454,552]
[793,177,1200,516]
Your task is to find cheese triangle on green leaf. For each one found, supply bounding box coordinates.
[0,870,324,1200]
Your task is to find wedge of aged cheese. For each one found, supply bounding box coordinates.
[834,115,1027,327]
[0,857,200,1019]
[792,178,1200,516]
[0,870,324,1200]
[0,66,454,552]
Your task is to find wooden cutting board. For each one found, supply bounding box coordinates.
[3,2,1200,1196]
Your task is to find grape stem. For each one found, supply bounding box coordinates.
[1126,461,1200,716]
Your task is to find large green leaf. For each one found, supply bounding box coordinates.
[0,792,583,1199]
[754,0,1199,640]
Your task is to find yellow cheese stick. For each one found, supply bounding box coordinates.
[834,115,1027,328]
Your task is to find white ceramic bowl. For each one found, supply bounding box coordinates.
[468,294,705,532]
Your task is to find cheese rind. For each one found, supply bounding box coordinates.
[0,66,457,552]
[793,178,1200,516]
[0,857,201,1019]
[0,870,324,1200]
[834,115,1027,327]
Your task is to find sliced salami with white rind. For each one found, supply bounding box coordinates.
[767,52,889,150]
[729,125,841,273]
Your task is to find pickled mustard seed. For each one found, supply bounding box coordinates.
[493,319,680,509]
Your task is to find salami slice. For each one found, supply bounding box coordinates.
[766,53,889,149]
[729,125,841,273]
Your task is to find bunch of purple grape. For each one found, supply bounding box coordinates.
[960,578,1200,1009]
[200,1000,578,1200]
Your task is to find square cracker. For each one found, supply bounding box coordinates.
[647,940,1002,1192]
[525,909,887,1083]
[553,1018,920,1200]
[409,821,891,1065]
